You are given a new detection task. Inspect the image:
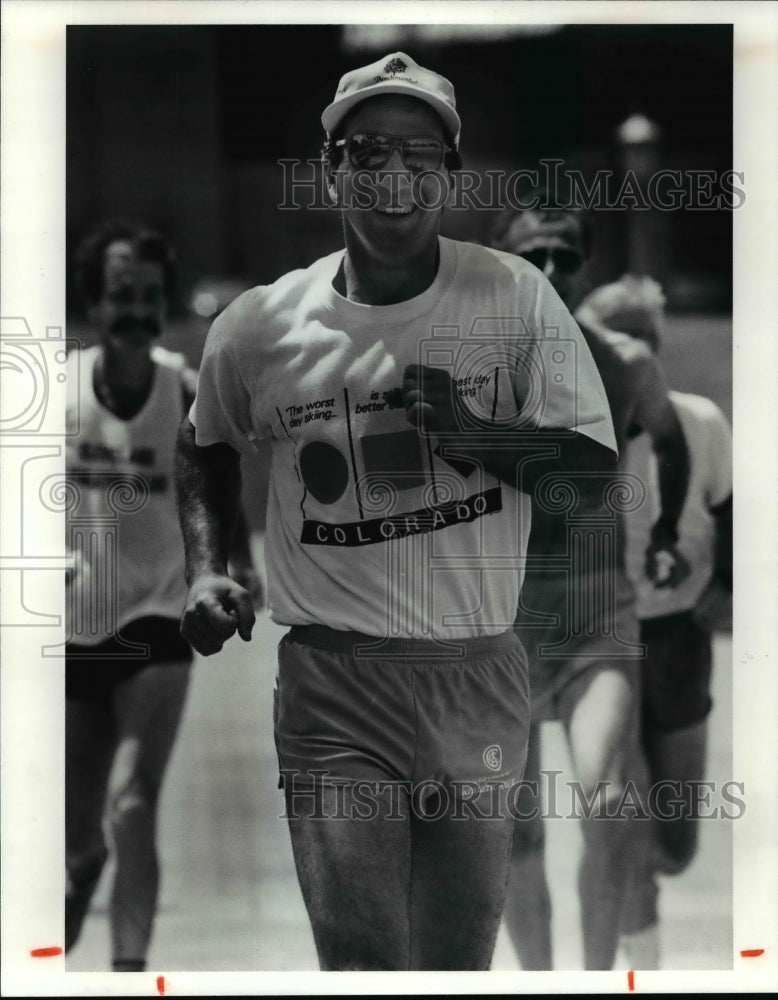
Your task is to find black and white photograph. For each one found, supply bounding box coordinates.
[1,1,777,995]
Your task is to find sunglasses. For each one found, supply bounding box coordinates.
[518,247,582,275]
[335,132,451,173]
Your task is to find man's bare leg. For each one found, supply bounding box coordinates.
[65,696,115,953]
[644,720,708,873]
[284,781,412,970]
[409,785,517,970]
[563,668,638,970]
[501,725,553,969]
[107,661,191,969]
[619,733,660,969]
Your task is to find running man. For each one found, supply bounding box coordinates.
[175,52,617,971]
[64,219,261,971]
[576,275,733,967]
[490,201,691,969]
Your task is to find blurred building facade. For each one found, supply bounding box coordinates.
[67,23,733,319]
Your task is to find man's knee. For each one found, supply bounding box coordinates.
[107,773,159,839]
[575,775,649,852]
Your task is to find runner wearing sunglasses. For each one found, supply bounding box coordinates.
[335,132,452,173]
[175,53,617,970]
[490,202,691,969]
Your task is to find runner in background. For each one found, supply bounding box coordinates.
[490,203,691,970]
[65,219,261,971]
[576,275,733,968]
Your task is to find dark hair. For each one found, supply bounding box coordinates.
[75,218,177,306]
[488,187,592,259]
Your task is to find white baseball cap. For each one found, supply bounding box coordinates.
[321,52,461,146]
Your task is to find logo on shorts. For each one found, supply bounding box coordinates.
[482,744,502,771]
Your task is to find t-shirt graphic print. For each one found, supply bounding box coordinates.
[191,238,614,639]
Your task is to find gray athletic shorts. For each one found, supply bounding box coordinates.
[273,625,531,806]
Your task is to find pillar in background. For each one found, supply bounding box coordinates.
[67,26,225,301]
[615,113,669,283]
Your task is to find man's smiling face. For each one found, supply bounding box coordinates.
[328,95,452,266]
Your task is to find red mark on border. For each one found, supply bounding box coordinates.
[741,948,765,958]
[30,946,63,958]
[156,975,165,995]
[627,969,635,990]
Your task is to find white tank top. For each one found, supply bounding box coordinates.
[623,391,732,618]
[65,345,189,645]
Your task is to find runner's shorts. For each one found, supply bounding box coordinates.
[516,569,642,723]
[639,610,713,732]
[273,625,531,806]
[66,615,192,707]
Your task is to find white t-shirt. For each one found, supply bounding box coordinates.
[191,236,615,639]
[65,345,191,644]
[623,391,732,619]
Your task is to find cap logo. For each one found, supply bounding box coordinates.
[384,57,408,74]
[323,53,460,146]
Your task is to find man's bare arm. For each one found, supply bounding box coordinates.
[175,417,241,580]
[631,352,692,587]
[180,372,263,609]
[174,417,255,654]
[694,492,733,630]
[402,364,618,499]
[229,506,265,610]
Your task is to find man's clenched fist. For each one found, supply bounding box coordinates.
[402,364,460,434]
[180,573,255,657]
